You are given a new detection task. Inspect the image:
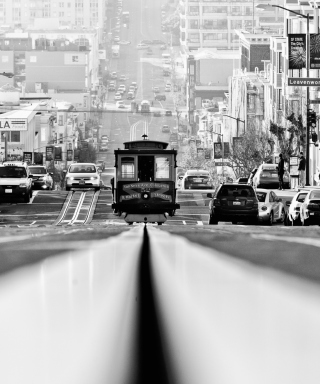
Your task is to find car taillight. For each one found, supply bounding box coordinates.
[261,205,268,211]
[213,198,221,206]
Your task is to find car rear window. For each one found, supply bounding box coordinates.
[69,165,96,173]
[261,170,278,177]
[218,186,255,198]
[256,192,267,202]
[29,167,46,174]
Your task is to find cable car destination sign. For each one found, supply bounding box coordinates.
[0,118,27,130]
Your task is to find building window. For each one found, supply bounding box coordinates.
[10,131,20,142]
[58,115,63,126]
[59,133,63,144]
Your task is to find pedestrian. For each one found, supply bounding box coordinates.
[298,151,306,187]
[277,153,285,190]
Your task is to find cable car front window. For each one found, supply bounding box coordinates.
[155,157,170,179]
[121,157,135,179]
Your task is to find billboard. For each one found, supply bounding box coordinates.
[54,146,62,161]
[214,143,223,159]
[34,152,43,165]
[288,34,306,70]
[23,152,32,164]
[46,146,54,161]
[310,34,320,69]
[67,149,73,161]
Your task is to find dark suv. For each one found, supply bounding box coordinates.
[207,183,259,225]
[155,94,166,101]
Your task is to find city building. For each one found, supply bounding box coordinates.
[0,0,107,33]
[179,0,282,52]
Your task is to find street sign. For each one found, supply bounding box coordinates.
[288,78,320,86]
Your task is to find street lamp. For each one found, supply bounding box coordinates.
[223,114,245,137]
[256,3,312,185]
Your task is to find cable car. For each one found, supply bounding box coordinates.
[111,138,180,224]
[140,100,150,113]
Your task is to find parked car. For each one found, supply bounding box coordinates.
[114,92,122,100]
[131,82,138,89]
[255,188,285,225]
[153,86,160,93]
[29,165,54,190]
[155,94,166,101]
[108,85,116,91]
[252,164,290,189]
[165,110,172,116]
[118,40,131,45]
[119,75,126,81]
[113,36,120,42]
[160,45,167,50]
[140,39,153,45]
[207,183,259,225]
[127,91,135,100]
[300,189,320,226]
[284,190,308,226]
[154,111,162,117]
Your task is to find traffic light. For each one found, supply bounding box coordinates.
[307,109,317,130]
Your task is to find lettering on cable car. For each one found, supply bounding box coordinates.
[151,193,172,201]
[120,193,141,201]
[123,182,170,189]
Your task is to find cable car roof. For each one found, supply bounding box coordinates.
[123,140,169,150]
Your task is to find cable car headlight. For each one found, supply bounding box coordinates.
[142,193,150,200]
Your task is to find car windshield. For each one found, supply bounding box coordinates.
[69,165,96,173]
[256,192,267,202]
[218,186,255,197]
[29,167,46,174]
[0,167,27,178]
[296,193,307,203]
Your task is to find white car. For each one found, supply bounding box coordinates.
[255,188,285,226]
[113,36,120,42]
[114,92,122,100]
[300,189,320,226]
[119,40,131,45]
[136,43,149,49]
[65,163,101,191]
[118,84,126,91]
[153,87,160,93]
[284,190,308,226]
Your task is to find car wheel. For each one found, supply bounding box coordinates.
[292,216,301,226]
[24,193,30,203]
[302,218,310,226]
[267,211,273,226]
[209,214,218,225]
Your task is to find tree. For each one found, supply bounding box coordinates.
[269,113,305,161]
[179,146,218,185]
[228,126,273,177]
[78,144,97,163]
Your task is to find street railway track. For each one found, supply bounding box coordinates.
[54,190,100,226]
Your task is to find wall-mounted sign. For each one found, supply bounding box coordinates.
[288,78,320,86]
[288,34,306,70]
[0,119,27,131]
[214,143,223,159]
